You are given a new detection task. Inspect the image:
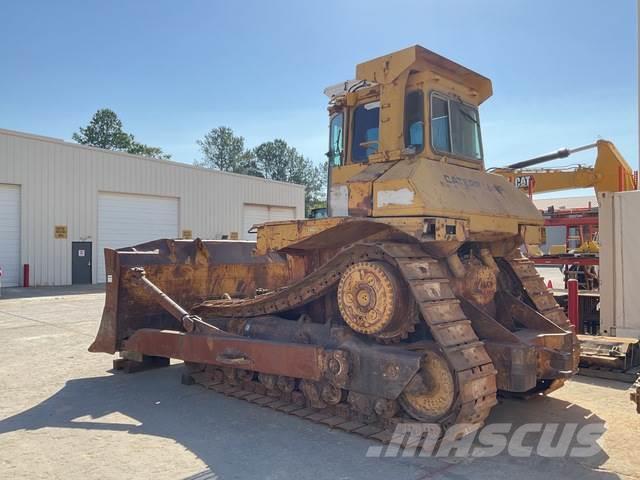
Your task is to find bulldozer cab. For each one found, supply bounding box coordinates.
[325,45,492,217]
[253,45,542,256]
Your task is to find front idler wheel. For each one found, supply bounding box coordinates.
[399,348,456,422]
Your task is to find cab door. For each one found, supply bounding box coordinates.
[327,102,387,217]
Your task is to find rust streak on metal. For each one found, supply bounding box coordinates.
[124,329,326,380]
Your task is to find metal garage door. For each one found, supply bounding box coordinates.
[97,193,179,282]
[242,204,296,240]
[269,206,297,222]
[0,184,20,286]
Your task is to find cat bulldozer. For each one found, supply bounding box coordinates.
[90,45,579,442]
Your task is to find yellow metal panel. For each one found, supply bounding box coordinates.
[255,217,349,255]
[331,163,369,184]
[347,181,373,216]
[356,45,418,85]
[594,140,636,193]
[355,45,492,104]
[372,159,543,234]
[378,69,410,158]
[490,168,597,194]
[468,216,520,236]
[519,224,543,245]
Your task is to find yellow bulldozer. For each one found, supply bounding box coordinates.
[90,45,579,441]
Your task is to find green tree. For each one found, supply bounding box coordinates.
[195,126,262,176]
[196,129,327,214]
[72,109,130,150]
[127,140,171,160]
[254,139,326,214]
[308,161,328,212]
[72,108,171,160]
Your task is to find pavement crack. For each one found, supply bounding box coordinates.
[0,309,93,337]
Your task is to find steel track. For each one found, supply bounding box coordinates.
[189,241,573,440]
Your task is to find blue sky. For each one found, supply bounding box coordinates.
[1,0,636,197]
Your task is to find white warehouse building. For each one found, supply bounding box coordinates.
[0,128,305,287]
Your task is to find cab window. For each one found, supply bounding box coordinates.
[351,101,380,163]
[405,90,424,152]
[430,92,482,161]
[431,94,451,152]
[328,113,344,166]
[451,101,482,160]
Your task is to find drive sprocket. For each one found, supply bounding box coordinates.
[337,261,416,342]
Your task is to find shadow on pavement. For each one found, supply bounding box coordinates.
[0,364,621,480]
[0,365,429,479]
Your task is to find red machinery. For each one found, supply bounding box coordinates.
[532,205,600,289]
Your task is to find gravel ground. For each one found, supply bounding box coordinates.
[0,287,637,480]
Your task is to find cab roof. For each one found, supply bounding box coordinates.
[355,45,493,104]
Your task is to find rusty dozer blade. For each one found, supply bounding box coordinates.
[89,242,338,384]
[89,238,298,355]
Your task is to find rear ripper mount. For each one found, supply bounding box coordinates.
[97,239,578,443]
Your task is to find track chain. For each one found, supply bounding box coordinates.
[186,367,404,444]
[193,241,500,437]
[503,253,579,394]
[505,256,571,329]
[193,244,386,316]
[384,243,497,433]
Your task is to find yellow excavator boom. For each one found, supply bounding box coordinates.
[491,140,637,196]
[592,140,637,193]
